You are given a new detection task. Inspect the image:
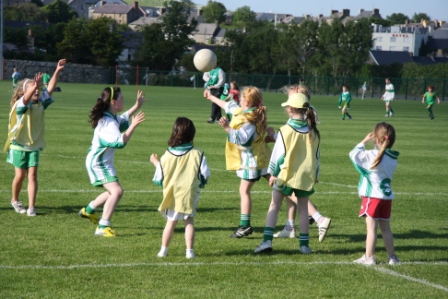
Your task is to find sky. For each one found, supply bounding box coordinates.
[195,0,448,22]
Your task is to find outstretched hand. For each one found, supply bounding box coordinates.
[150,153,159,166]
[56,59,66,72]
[131,111,145,127]
[33,72,43,88]
[136,90,147,108]
[203,89,212,100]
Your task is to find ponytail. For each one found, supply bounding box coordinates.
[89,86,120,128]
[370,122,395,169]
[301,102,320,141]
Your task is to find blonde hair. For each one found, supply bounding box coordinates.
[10,79,33,108]
[371,122,396,169]
[287,102,320,141]
[241,86,267,134]
[297,85,311,101]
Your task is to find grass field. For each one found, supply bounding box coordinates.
[0,81,447,298]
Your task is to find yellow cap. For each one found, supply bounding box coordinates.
[281,93,308,108]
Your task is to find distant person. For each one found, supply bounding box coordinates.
[422,85,440,119]
[203,65,226,123]
[338,84,352,120]
[150,117,210,259]
[229,81,240,104]
[12,68,21,89]
[42,70,51,88]
[349,122,400,265]
[381,78,395,117]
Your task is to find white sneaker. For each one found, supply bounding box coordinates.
[273,228,296,238]
[157,249,168,258]
[186,251,196,259]
[12,201,26,214]
[353,255,376,265]
[254,240,273,253]
[388,255,401,265]
[318,217,331,242]
[27,208,36,217]
[299,245,312,254]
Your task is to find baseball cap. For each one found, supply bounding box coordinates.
[281,93,308,108]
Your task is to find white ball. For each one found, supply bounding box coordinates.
[193,49,217,72]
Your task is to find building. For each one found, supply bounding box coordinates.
[90,1,145,24]
[372,25,429,56]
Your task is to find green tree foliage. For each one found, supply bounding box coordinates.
[4,3,47,22]
[31,23,67,60]
[42,0,78,24]
[386,13,409,25]
[57,18,124,67]
[232,6,256,27]
[411,12,431,23]
[202,0,227,24]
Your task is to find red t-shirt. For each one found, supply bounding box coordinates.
[229,89,239,104]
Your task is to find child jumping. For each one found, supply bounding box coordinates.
[150,117,210,259]
[79,87,146,237]
[338,84,352,120]
[204,86,271,238]
[349,122,400,265]
[5,59,66,216]
[422,85,441,120]
[255,93,320,254]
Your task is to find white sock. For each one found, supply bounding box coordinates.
[286,219,295,230]
[99,219,111,227]
[88,201,97,210]
[312,212,323,224]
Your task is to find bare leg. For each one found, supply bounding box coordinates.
[161,219,178,248]
[11,168,26,203]
[90,191,110,209]
[100,181,123,221]
[379,220,395,256]
[239,180,255,215]
[297,196,309,235]
[365,217,378,257]
[265,190,285,228]
[27,167,38,209]
[184,217,195,250]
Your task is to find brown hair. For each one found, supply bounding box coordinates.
[342,84,349,90]
[289,102,320,140]
[230,81,239,91]
[168,117,196,147]
[89,86,121,129]
[427,84,434,91]
[240,86,267,135]
[370,122,396,169]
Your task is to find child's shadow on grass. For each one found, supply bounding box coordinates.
[330,229,448,243]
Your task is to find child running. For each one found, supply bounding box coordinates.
[79,87,146,237]
[422,85,441,120]
[255,93,320,254]
[349,122,400,265]
[5,59,66,216]
[150,117,210,259]
[204,86,271,238]
[381,78,395,117]
[338,84,352,120]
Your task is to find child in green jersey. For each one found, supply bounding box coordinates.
[338,84,352,120]
[422,85,441,120]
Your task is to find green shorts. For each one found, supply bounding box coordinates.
[6,149,39,169]
[273,180,315,198]
[92,176,119,187]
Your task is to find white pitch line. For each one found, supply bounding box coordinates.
[373,266,448,292]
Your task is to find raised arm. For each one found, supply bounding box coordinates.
[47,59,66,95]
[204,89,226,109]
[22,73,43,106]
[127,90,146,117]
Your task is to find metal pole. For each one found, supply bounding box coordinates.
[0,0,4,80]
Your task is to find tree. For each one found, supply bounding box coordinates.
[232,6,256,27]
[4,3,47,22]
[42,0,77,24]
[202,0,227,24]
[386,13,409,25]
[411,12,430,23]
[57,19,91,64]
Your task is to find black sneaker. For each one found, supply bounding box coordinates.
[229,226,253,238]
[309,215,315,225]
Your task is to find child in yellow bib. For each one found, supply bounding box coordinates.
[204,86,271,238]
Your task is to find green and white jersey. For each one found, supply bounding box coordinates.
[338,91,352,108]
[12,72,21,84]
[383,83,395,101]
[85,111,130,186]
[349,143,399,200]
[203,67,225,88]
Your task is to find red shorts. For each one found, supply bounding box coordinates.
[358,197,392,220]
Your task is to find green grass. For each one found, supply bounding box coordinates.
[0,81,447,298]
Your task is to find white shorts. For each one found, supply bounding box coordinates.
[161,209,195,221]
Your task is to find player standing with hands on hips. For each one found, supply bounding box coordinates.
[381,78,395,117]
[79,87,146,237]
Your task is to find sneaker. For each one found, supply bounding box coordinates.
[186,252,196,259]
[388,255,401,265]
[254,240,272,253]
[349,116,352,120]
[157,249,168,258]
[309,215,315,225]
[207,118,214,123]
[318,217,332,242]
[390,112,394,117]
[11,201,26,214]
[78,208,99,224]
[353,255,376,265]
[27,208,36,217]
[94,227,116,237]
[299,245,312,254]
[229,226,253,238]
[430,113,435,120]
[273,228,296,238]
[384,114,389,117]
[341,118,345,120]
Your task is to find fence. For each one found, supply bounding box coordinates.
[115,66,447,101]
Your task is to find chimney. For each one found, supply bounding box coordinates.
[318,14,323,18]
[373,8,379,15]
[331,10,338,15]
[306,14,310,19]
[101,1,106,6]
[342,9,350,17]
[133,1,138,10]
[359,8,364,14]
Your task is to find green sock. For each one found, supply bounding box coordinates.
[346,113,351,118]
[299,233,309,247]
[386,109,390,115]
[240,214,251,227]
[263,227,275,242]
[390,107,394,113]
[341,113,345,119]
[85,205,95,214]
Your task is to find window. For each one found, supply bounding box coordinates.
[376,46,382,50]
[403,46,409,51]
[390,37,396,42]
[390,46,396,51]
[377,37,382,42]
